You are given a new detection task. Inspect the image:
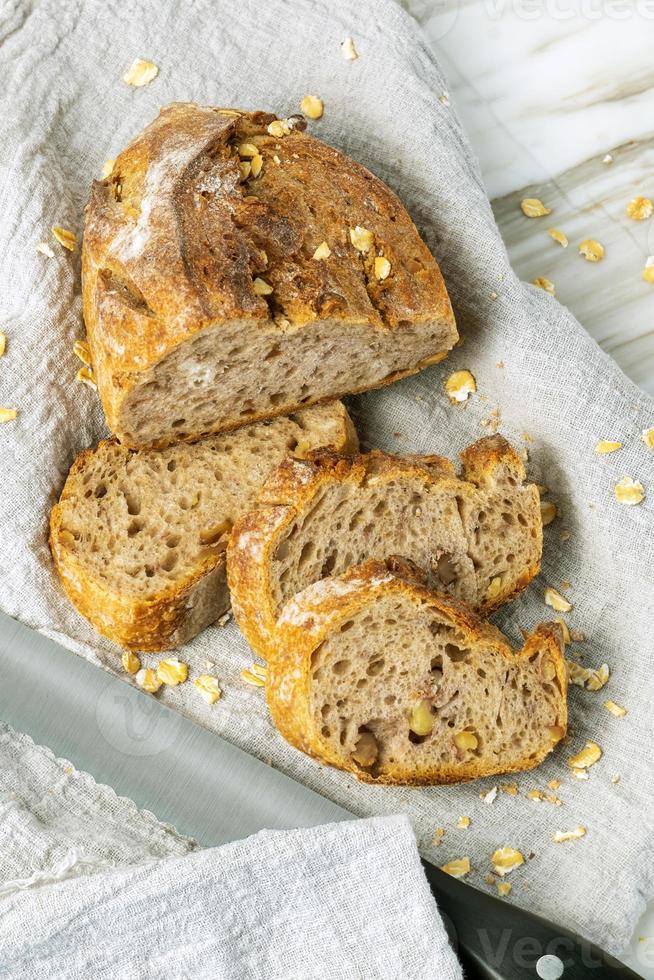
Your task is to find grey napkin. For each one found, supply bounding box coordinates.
[0,0,652,955]
[0,723,461,980]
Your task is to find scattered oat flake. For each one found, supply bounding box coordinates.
[312,241,331,261]
[642,258,654,284]
[500,782,519,796]
[641,427,654,448]
[123,58,158,87]
[481,785,498,804]
[250,662,268,680]
[611,775,621,785]
[497,881,512,897]
[253,277,273,296]
[217,611,232,627]
[300,95,323,120]
[194,674,222,705]
[432,827,446,847]
[594,440,622,454]
[532,277,555,295]
[548,228,568,248]
[121,651,141,675]
[490,291,498,300]
[457,815,471,829]
[36,241,55,258]
[495,359,504,368]
[554,618,570,645]
[567,660,609,691]
[520,198,551,218]
[484,874,496,886]
[440,857,470,879]
[626,196,653,221]
[527,789,545,801]
[614,476,645,505]
[553,827,586,843]
[544,587,571,613]
[438,92,450,106]
[578,239,604,262]
[602,153,613,165]
[241,668,265,688]
[486,576,503,601]
[491,847,525,876]
[446,370,476,404]
[560,528,571,541]
[135,668,162,693]
[0,333,5,358]
[570,628,586,643]
[267,119,291,138]
[76,366,96,389]
[604,700,627,717]
[52,226,77,251]
[101,159,115,179]
[548,779,561,790]
[0,408,18,423]
[157,657,189,686]
[540,500,557,526]
[341,36,358,61]
[73,339,92,365]
[568,740,602,770]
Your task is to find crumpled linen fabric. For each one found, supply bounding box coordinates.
[0,0,652,955]
[0,724,461,980]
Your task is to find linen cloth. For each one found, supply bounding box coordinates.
[0,724,461,980]
[0,0,652,955]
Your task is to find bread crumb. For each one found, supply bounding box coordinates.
[122,59,159,87]
[642,427,654,448]
[578,239,604,262]
[604,700,627,717]
[76,366,97,389]
[457,815,471,829]
[520,198,551,218]
[440,857,470,878]
[497,881,512,897]
[540,500,557,526]
[445,369,476,404]
[438,92,450,106]
[341,36,358,60]
[611,774,621,784]
[570,628,586,642]
[217,612,232,627]
[602,153,613,164]
[36,241,55,258]
[481,785,498,804]
[52,226,77,252]
[626,196,653,221]
[544,587,571,613]
[432,827,445,847]
[0,333,5,358]
[300,95,324,120]
[594,440,622,454]
[547,228,568,247]
[559,528,571,541]
[642,258,654,283]
[614,476,645,505]
[495,360,504,368]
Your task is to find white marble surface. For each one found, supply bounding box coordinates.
[402,2,654,974]
[404,0,654,396]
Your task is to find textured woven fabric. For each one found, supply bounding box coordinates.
[0,0,652,955]
[0,724,461,980]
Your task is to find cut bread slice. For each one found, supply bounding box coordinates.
[228,435,541,659]
[266,559,567,785]
[50,402,357,652]
[83,103,457,449]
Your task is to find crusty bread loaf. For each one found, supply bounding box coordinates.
[82,102,457,449]
[228,435,541,659]
[50,403,356,651]
[266,559,567,785]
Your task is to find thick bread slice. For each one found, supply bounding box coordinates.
[83,102,457,448]
[228,435,541,659]
[50,403,357,652]
[266,559,567,785]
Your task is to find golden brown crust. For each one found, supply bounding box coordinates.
[82,102,456,446]
[266,560,567,786]
[49,406,356,652]
[227,436,541,659]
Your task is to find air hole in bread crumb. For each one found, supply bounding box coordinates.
[333,659,350,675]
[445,644,471,663]
[127,519,144,537]
[172,418,186,429]
[95,484,107,498]
[367,658,385,676]
[161,552,178,572]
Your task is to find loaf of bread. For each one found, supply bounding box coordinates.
[266,559,567,785]
[228,435,541,659]
[50,403,356,651]
[82,103,457,448]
